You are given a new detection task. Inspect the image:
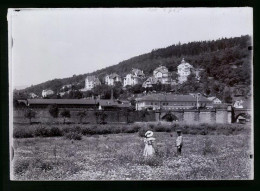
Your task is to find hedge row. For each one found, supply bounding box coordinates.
[13,122,250,139]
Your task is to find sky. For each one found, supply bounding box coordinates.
[8,8,253,88]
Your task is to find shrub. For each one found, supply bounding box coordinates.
[14,160,30,174]
[13,128,34,138]
[34,126,49,137]
[65,132,82,140]
[122,125,140,133]
[49,127,63,137]
[138,125,151,137]
[202,138,217,155]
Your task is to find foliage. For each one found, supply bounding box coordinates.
[77,110,88,124]
[24,109,36,124]
[60,109,71,124]
[48,104,59,118]
[65,132,82,140]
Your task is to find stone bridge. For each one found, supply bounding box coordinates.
[232,108,252,122]
[155,108,232,124]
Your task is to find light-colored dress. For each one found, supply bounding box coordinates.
[143,137,155,158]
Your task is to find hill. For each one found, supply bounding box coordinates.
[14,35,252,101]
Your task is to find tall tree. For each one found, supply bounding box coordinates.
[24,109,36,125]
[60,109,71,124]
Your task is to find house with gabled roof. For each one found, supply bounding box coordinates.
[207,96,222,104]
[123,68,145,87]
[105,73,122,86]
[85,76,101,90]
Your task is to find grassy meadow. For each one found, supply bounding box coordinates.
[12,122,253,180]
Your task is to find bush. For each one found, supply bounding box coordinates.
[49,127,63,137]
[14,160,30,174]
[34,126,49,137]
[13,128,34,138]
[65,132,82,140]
[122,125,140,133]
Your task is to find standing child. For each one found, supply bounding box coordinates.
[176,130,183,156]
[143,130,156,158]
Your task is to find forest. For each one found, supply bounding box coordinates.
[14,35,252,103]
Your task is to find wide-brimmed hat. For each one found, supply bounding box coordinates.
[145,130,154,138]
[176,129,182,133]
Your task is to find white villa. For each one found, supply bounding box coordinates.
[177,58,193,84]
[105,73,122,86]
[42,89,54,98]
[85,76,101,90]
[143,65,174,88]
[123,68,145,87]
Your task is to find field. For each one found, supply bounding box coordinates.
[12,122,253,180]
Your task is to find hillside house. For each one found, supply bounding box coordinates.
[177,58,193,84]
[85,76,101,90]
[29,93,38,99]
[135,93,213,111]
[105,73,122,86]
[123,68,145,87]
[42,89,54,98]
[207,97,222,104]
[142,65,175,88]
[153,65,170,84]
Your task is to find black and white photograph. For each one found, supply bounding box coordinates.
[8,8,253,180]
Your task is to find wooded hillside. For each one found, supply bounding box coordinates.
[15,35,252,101]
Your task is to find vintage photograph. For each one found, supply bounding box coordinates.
[9,8,253,180]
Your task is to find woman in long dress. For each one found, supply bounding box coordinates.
[143,130,156,158]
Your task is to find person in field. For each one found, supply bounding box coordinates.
[176,130,183,156]
[143,130,156,158]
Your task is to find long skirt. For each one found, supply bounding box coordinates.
[143,144,155,158]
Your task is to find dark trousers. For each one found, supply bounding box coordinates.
[177,146,182,155]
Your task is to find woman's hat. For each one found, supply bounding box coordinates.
[176,129,182,133]
[145,130,154,138]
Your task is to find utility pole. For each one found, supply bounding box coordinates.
[196,93,201,109]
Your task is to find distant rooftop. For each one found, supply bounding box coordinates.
[136,94,211,102]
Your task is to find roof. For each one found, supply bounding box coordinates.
[178,58,193,69]
[207,97,221,101]
[144,77,160,84]
[27,99,97,105]
[154,65,168,74]
[85,76,100,83]
[106,73,121,79]
[132,68,144,76]
[136,94,212,102]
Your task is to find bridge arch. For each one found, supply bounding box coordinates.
[161,112,178,122]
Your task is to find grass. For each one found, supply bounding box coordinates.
[12,124,253,180]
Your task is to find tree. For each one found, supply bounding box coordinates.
[49,104,59,118]
[95,111,107,124]
[140,109,150,122]
[24,109,36,124]
[60,109,71,124]
[77,110,87,124]
[122,106,134,124]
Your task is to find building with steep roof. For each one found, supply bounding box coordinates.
[208,97,222,104]
[85,76,101,90]
[42,89,54,98]
[142,76,160,88]
[105,73,122,86]
[135,93,213,110]
[153,65,170,84]
[123,68,145,87]
[177,58,194,84]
